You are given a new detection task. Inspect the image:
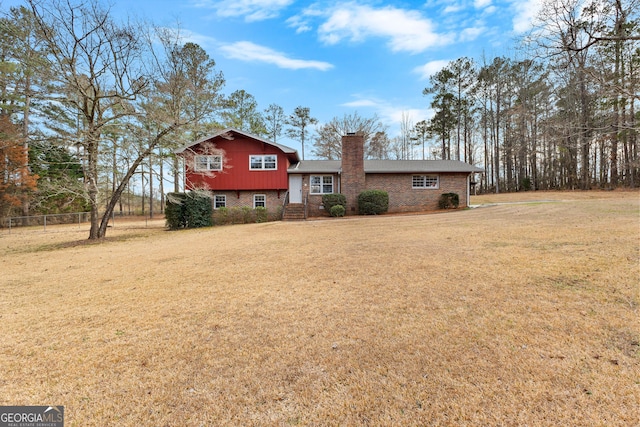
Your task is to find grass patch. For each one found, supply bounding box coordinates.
[0,192,638,425]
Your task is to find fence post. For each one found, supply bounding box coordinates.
[44,214,47,232]
[8,217,11,234]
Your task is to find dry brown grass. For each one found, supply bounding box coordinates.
[1,191,638,426]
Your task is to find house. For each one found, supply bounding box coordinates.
[175,128,299,212]
[175,128,483,219]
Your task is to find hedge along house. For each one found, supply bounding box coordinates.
[174,128,299,213]
[176,129,483,219]
[287,133,484,217]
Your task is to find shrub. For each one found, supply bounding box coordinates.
[255,206,268,223]
[329,204,346,217]
[358,190,389,215]
[165,192,213,229]
[520,177,532,191]
[213,207,230,225]
[165,192,187,230]
[241,206,254,223]
[183,192,213,228]
[229,207,243,224]
[438,192,460,209]
[323,194,347,212]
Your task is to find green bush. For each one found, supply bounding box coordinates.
[255,206,268,223]
[165,192,187,230]
[323,194,347,212]
[438,192,460,209]
[165,192,213,229]
[183,192,213,228]
[229,207,243,224]
[520,177,532,191]
[213,206,230,225]
[329,204,346,217]
[241,206,254,223]
[358,190,389,215]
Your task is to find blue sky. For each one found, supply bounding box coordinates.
[7,0,545,157]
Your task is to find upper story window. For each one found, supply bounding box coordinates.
[412,175,439,189]
[250,155,277,170]
[194,155,222,172]
[310,175,334,194]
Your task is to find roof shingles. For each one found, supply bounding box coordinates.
[288,160,483,174]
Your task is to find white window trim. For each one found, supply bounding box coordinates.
[310,175,334,195]
[194,155,222,172]
[249,154,277,170]
[412,174,439,189]
[253,194,266,208]
[214,195,226,209]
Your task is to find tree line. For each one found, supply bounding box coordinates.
[0,0,321,238]
[1,0,638,239]
[311,0,639,193]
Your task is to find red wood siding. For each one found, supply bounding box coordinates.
[185,137,291,191]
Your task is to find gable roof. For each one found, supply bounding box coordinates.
[174,128,299,161]
[289,159,483,174]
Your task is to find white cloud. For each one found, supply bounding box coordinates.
[413,59,451,80]
[511,0,544,33]
[474,0,492,8]
[459,26,485,42]
[193,0,293,22]
[386,108,431,125]
[312,3,453,53]
[484,5,497,14]
[286,15,312,33]
[443,5,463,13]
[334,95,431,135]
[341,99,379,108]
[174,29,218,50]
[219,41,334,70]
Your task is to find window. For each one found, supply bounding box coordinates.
[310,175,334,194]
[194,155,222,171]
[253,194,266,208]
[250,155,277,170]
[214,195,226,209]
[412,175,439,189]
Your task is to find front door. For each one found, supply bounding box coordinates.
[289,175,302,203]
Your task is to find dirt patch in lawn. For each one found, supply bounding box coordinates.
[1,192,638,425]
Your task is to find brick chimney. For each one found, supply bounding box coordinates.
[341,132,365,214]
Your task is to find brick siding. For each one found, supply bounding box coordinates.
[341,134,366,215]
[209,190,285,212]
[299,174,340,217]
[300,172,469,217]
[365,173,469,212]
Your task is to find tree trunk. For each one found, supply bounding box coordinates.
[149,153,153,219]
[173,156,180,193]
[87,137,101,240]
[159,149,165,214]
[21,72,32,224]
[96,124,178,238]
